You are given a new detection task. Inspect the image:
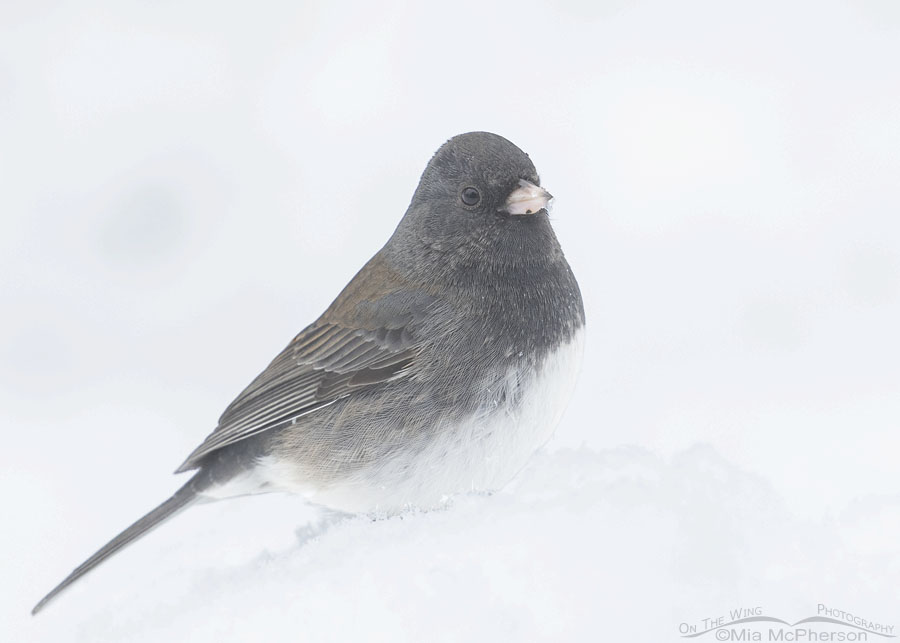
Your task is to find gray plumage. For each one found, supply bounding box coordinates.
[32,476,200,615]
[33,131,585,615]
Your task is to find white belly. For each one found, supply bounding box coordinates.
[292,327,586,514]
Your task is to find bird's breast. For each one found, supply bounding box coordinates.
[278,324,585,514]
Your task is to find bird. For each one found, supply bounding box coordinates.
[32,131,585,615]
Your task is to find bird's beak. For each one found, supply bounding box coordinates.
[501,179,553,216]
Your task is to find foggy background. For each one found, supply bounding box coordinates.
[2,1,898,640]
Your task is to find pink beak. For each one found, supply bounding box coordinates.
[502,179,553,216]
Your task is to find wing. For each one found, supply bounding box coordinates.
[175,278,434,473]
[175,321,418,473]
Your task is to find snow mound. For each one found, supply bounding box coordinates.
[19,446,899,642]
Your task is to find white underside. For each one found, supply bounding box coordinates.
[202,327,585,514]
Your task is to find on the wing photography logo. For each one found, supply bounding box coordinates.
[678,604,895,641]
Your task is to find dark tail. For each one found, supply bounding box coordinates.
[32,475,203,615]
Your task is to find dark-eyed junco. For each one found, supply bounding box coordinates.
[33,131,585,614]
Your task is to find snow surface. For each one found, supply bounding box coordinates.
[2,1,899,641]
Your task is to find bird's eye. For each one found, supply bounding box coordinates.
[460,186,481,207]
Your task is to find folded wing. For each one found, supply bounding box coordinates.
[175,318,419,473]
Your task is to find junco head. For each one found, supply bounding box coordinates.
[389,132,555,271]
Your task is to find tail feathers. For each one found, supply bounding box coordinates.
[32,477,201,615]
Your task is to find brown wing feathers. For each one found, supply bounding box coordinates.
[175,321,419,473]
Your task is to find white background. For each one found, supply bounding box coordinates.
[2,1,898,640]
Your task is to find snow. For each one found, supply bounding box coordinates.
[13,448,900,641]
[2,0,899,641]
